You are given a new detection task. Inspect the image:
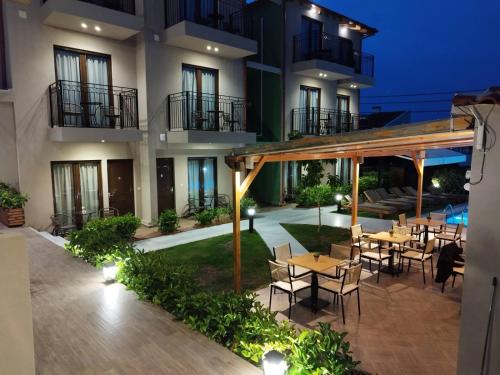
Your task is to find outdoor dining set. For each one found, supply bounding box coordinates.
[268,212,466,323]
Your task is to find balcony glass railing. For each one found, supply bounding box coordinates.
[43,0,136,15]
[291,107,359,136]
[49,80,139,129]
[293,31,375,77]
[165,0,252,37]
[167,91,247,132]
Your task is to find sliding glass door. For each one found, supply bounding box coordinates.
[54,47,111,127]
[188,157,217,209]
[52,161,102,224]
[182,65,218,130]
[299,85,320,134]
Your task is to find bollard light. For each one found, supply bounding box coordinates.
[335,194,343,212]
[102,261,118,283]
[248,207,256,233]
[262,350,287,375]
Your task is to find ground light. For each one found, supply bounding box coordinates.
[102,262,118,282]
[335,193,343,212]
[262,350,287,375]
[431,178,441,189]
[247,207,256,233]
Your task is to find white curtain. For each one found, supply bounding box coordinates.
[310,89,319,131]
[188,159,200,207]
[55,49,81,126]
[299,88,307,133]
[182,67,197,129]
[52,164,74,223]
[201,70,216,129]
[86,55,109,127]
[79,163,99,215]
[203,158,216,207]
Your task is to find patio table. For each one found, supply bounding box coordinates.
[287,254,343,312]
[408,217,445,243]
[369,231,413,275]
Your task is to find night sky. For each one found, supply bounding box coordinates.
[314,0,500,121]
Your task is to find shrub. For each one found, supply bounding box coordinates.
[0,183,28,209]
[296,184,335,207]
[214,206,232,224]
[65,214,140,265]
[194,208,218,226]
[241,197,257,218]
[158,209,179,233]
[301,161,324,188]
[431,167,466,194]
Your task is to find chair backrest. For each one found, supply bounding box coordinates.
[330,244,351,259]
[363,190,379,203]
[344,195,353,204]
[273,243,292,264]
[430,212,446,221]
[424,238,436,255]
[405,186,418,195]
[455,222,464,237]
[350,224,363,242]
[376,188,391,200]
[398,213,407,225]
[268,260,291,285]
[390,187,405,197]
[340,263,362,292]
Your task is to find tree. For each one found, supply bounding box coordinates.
[308,185,334,232]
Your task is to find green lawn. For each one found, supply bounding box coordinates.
[281,223,351,255]
[155,230,271,292]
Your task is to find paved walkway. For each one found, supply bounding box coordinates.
[135,206,391,253]
[13,227,261,375]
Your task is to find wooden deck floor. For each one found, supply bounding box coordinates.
[257,252,463,375]
[19,228,260,375]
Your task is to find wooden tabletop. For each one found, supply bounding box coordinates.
[409,217,445,226]
[369,231,412,244]
[287,253,343,273]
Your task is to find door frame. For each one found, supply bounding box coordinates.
[188,157,218,208]
[50,160,104,215]
[107,158,135,215]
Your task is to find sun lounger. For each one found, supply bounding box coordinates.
[390,186,437,204]
[402,186,449,203]
[344,195,397,218]
[376,188,416,204]
[364,190,414,210]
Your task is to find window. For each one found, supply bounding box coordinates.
[54,47,112,127]
[300,16,323,58]
[51,161,103,223]
[182,64,218,129]
[188,157,218,209]
[336,95,352,132]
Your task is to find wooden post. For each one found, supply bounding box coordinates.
[232,169,241,292]
[351,156,360,226]
[413,156,425,218]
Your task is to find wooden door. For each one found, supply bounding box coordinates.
[157,158,175,214]
[107,159,135,215]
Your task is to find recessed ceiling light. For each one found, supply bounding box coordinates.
[81,22,88,29]
[324,74,327,78]
[206,45,212,50]
[94,25,101,32]
[214,47,219,52]
[350,84,358,89]
[101,139,105,143]
[319,73,323,77]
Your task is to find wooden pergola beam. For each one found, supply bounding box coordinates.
[351,156,360,225]
[412,152,425,218]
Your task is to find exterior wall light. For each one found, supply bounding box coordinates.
[81,22,88,29]
[103,262,118,283]
[206,45,212,50]
[247,207,256,233]
[262,350,287,375]
[94,25,102,32]
[214,47,219,52]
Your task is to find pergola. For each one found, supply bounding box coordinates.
[225,117,475,292]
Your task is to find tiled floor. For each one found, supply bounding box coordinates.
[256,252,463,375]
[16,228,261,375]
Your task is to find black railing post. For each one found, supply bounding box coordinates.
[230,101,235,132]
[186,91,190,130]
[167,94,171,131]
[56,80,63,127]
[119,93,124,129]
[291,109,295,133]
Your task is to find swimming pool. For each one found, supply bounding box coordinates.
[446,209,468,227]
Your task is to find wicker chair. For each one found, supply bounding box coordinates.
[273,243,311,279]
[399,238,436,284]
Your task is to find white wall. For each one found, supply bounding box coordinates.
[4,1,139,229]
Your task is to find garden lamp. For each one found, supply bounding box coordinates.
[262,350,287,375]
[247,207,256,233]
[102,261,118,283]
[335,194,343,212]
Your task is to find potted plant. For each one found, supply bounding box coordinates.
[388,229,395,237]
[0,183,28,227]
[312,252,321,262]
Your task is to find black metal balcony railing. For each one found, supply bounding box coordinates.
[49,80,139,129]
[167,91,247,132]
[43,0,136,14]
[293,32,375,77]
[291,108,359,136]
[165,0,252,38]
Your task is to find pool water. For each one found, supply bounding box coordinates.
[447,209,468,227]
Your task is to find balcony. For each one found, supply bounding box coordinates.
[293,32,375,87]
[291,107,359,136]
[41,0,143,40]
[48,80,142,142]
[163,0,257,59]
[165,91,256,144]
